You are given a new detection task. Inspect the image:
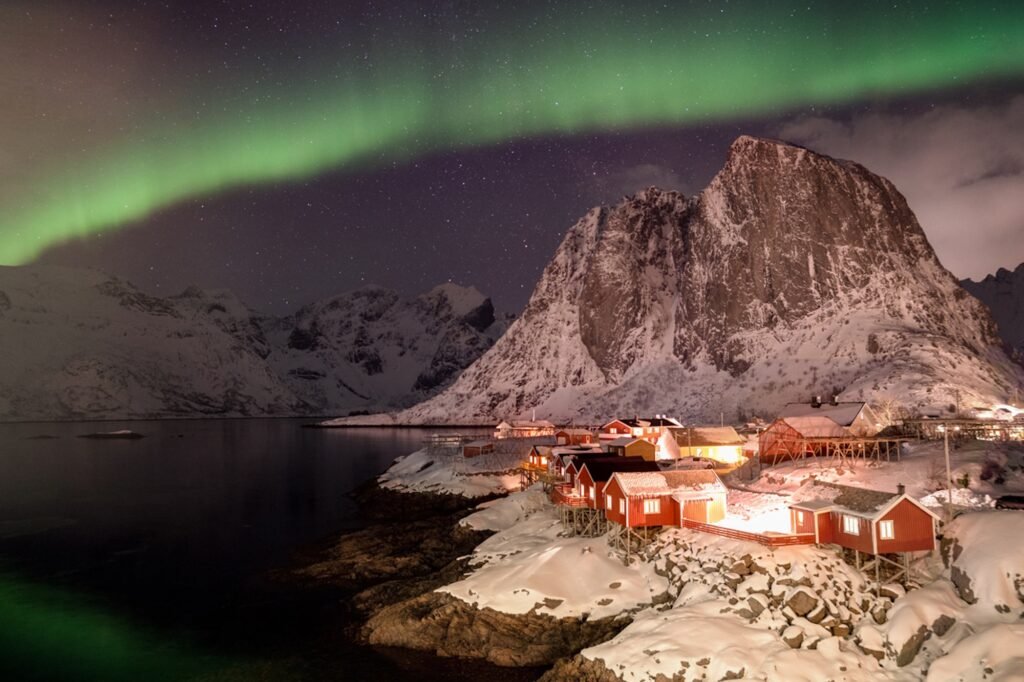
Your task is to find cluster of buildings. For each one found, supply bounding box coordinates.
[494,401,940,566]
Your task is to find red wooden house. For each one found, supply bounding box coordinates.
[527,445,552,468]
[604,470,727,529]
[555,428,597,446]
[599,416,682,443]
[789,484,940,554]
[575,459,662,509]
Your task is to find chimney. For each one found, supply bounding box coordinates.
[897,483,905,496]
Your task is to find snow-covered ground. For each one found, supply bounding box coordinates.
[440,490,668,619]
[376,437,546,497]
[406,439,1024,681]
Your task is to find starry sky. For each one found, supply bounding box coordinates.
[3,0,1023,314]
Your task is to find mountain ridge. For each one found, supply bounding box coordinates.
[0,264,505,421]
[347,136,1022,425]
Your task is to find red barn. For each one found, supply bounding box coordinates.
[604,469,727,528]
[789,484,940,554]
[555,428,597,446]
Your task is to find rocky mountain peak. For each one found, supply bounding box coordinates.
[393,136,1022,424]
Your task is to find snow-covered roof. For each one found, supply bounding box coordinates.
[606,436,652,448]
[604,417,682,428]
[464,440,493,448]
[778,416,851,438]
[669,426,746,447]
[780,402,867,427]
[499,419,555,429]
[556,428,595,436]
[613,470,725,497]
[790,484,941,521]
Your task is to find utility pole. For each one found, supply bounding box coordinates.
[943,424,954,521]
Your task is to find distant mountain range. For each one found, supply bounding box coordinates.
[962,263,1024,361]
[0,265,506,420]
[343,136,1024,425]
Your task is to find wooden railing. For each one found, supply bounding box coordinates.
[551,484,589,508]
[680,519,815,547]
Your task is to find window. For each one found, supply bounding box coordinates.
[605,494,613,510]
[619,499,625,514]
[643,498,661,514]
[879,520,895,540]
[843,515,860,535]
[589,486,596,501]
[796,510,805,525]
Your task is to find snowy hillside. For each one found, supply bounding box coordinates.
[374,136,1023,424]
[0,265,503,420]
[962,263,1024,360]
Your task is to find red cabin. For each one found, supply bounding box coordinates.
[555,428,597,446]
[575,459,662,509]
[527,445,552,468]
[789,485,940,554]
[604,469,727,529]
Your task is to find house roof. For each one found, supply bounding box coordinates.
[498,419,555,429]
[780,402,867,427]
[613,469,725,496]
[606,436,654,448]
[669,426,746,447]
[562,451,620,470]
[789,483,941,521]
[604,417,682,428]
[777,416,851,438]
[556,428,595,436]
[580,458,662,482]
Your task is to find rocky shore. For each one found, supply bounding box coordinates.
[289,482,628,673]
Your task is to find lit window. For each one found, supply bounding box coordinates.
[619,499,625,514]
[796,510,805,524]
[643,498,661,514]
[879,520,895,540]
[605,494,613,510]
[843,515,860,535]
[589,487,596,501]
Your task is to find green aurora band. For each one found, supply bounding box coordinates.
[3,2,1023,263]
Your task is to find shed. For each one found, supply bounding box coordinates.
[604,469,727,528]
[463,440,495,458]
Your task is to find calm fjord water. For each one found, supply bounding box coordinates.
[0,419,523,681]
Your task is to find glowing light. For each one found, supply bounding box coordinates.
[3,2,1023,262]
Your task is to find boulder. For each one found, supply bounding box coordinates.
[785,587,819,617]
[894,625,931,667]
[782,625,805,649]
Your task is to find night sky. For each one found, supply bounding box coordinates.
[3,1,1023,314]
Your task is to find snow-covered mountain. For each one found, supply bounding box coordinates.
[382,136,1023,424]
[961,263,1024,360]
[0,265,504,420]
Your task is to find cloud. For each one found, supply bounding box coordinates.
[779,97,1024,280]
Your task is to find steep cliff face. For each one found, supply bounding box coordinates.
[962,263,1024,360]
[394,136,1022,424]
[0,266,502,420]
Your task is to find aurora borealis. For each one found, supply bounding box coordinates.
[3,1,1024,275]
